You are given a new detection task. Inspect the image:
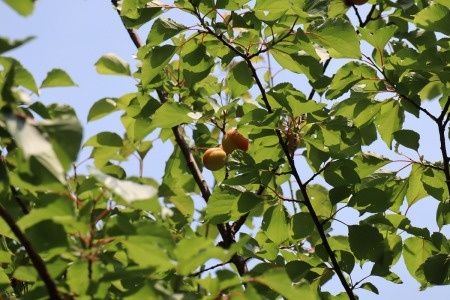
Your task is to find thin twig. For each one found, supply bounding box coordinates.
[188,260,231,277]
[352,5,364,27]
[10,186,29,215]
[0,204,61,299]
[303,160,333,187]
[308,58,331,100]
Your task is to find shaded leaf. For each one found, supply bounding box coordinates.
[393,129,419,151]
[226,61,253,98]
[349,224,384,262]
[348,188,390,215]
[0,36,34,54]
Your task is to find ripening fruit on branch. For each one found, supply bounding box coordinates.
[344,0,369,6]
[203,147,227,171]
[221,129,249,154]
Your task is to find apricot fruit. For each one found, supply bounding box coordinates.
[221,129,249,154]
[203,147,227,171]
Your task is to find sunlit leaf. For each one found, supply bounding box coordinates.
[89,166,157,203]
[95,53,131,76]
[41,69,77,88]
[413,4,450,35]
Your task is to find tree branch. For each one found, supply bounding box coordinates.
[437,97,450,193]
[0,204,61,299]
[10,186,29,215]
[274,130,356,299]
[190,6,355,298]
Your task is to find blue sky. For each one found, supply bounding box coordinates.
[1,0,449,298]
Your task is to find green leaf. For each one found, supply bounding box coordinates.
[374,100,404,148]
[206,185,261,224]
[406,164,428,207]
[265,82,325,115]
[261,204,290,245]
[348,188,390,215]
[89,167,157,204]
[41,68,77,88]
[141,44,177,85]
[349,224,385,262]
[182,42,215,88]
[249,268,317,299]
[17,194,74,231]
[300,184,334,219]
[0,56,39,95]
[25,220,69,255]
[414,4,450,35]
[39,115,83,171]
[4,114,66,184]
[323,159,360,187]
[331,97,382,126]
[359,26,398,51]
[95,53,131,76]
[147,18,187,46]
[422,166,449,202]
[403,236,439,285]
[420,254,450,285]
[84,131,123,147]
[174,237,229,275]
[122,236,174,270]
[309,17,361,59]
[437,200,450,229]
[290,212,315,240]
[359,282,379,294]
[3,0,34,16]
[271,47,323,82]
[353,152,390,178]
[151,102,194,128]
[226,61,253,98]
[67,261,90,294]
[87,98,118,121]
[253,0,290,21]
[13,266,38,282]
[0,36,34,54]
[393,129,420,151]
[326,62,378,100]
[167,195,194,218]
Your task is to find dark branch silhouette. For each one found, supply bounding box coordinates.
[0,204,61,299]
